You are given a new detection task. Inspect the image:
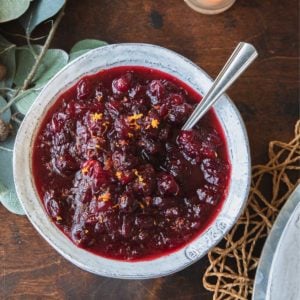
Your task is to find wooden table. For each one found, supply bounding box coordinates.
[1,0,299,298]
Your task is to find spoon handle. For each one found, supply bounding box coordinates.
[182,42,258,130]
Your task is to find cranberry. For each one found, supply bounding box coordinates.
[52,131,72,146]
[167,103,193,124]
[94,82,108,100]
[132,98,150,114]
[77,78,93,100]
[196,185,220,206]
[138,230,149,241]
[118,191,137,212]
[158,125,171,141]
[156,103,169,118]
[44,191,61,218]
[105,100,123,118]
[134,214,155,229]
[198,127,222,149]
[51,112,67,133]
[138,136,161,154]
[165,151,188,178]
[191,203,207,219]
[52,153,79,176]
[89,197,113,214]
[115,169,134,185]
[201,158,228,187]
[163,207,180,218]
[105,211,121,233]
[71,223,94,246]
[94,221,106,234]
[114,116,132,139]
[119,216,133,238]
[81,159,109,190]
[177,130,216,164]
[157,172,180,196]
[132,164,155,196]
[147,80,165,105]
[112,150,138,170]
[183,196,199,208]
[112,72,133,94]
[129,83,146,98]
[168,93,185,106]
[151,196,177,209]
[162,80,178,92]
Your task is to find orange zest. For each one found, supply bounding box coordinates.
[134,169,145,185]
[90,112,103,122]
[127,113,143,130]
[95,95,103,101]
[115,171,122,180]
[81,160,94,175]
[98,190,111,202]
[151,118,159,128]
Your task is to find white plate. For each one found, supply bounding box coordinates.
[253,184,300,300]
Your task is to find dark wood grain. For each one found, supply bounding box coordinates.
[1,0,299,299]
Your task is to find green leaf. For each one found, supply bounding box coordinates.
[20,0,65,34]
[0,182,24,215]
[0,0,31,23]
[14,45,68,88]
[0,128,25,215]
[69,39,107,61]
[0,34,16,88]
[13,88,39,115]
[0,95,11,122]
[70,39,108,53]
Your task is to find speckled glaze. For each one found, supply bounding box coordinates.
[13,44,251,279]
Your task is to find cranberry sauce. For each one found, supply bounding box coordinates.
[32,66,230,261]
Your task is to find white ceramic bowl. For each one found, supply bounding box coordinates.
[13,43,251,279]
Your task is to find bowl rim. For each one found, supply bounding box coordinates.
[13,43,251,279]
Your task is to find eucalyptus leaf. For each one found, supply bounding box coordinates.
[20,0,65,34]
[69,39,107,61]
[0,34,16,88]
[0,128,25,215]
[69,50,89,62]
[14,45,68,88]
[70,39,108,53]
[0,0,31,23]
[13,88,39,115]
[0,96,11,122]
[0,182,24,215]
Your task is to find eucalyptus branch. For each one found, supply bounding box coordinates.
[25,14,38,59]
[0,5,66,116]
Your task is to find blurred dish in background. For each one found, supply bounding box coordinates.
[253,184,300,300]
[184,0,236,14]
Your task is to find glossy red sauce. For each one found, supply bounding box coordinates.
[32,66,231,261]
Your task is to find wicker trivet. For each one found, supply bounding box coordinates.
[203,120,300,299]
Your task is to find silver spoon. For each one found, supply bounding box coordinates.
[182,42,258,130]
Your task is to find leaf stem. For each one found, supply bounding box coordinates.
[0,28,47,41]
[0,88,15,92]
[11,113,22,124]
[0,5,66,116]
[0,146,13,152]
